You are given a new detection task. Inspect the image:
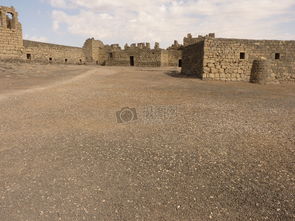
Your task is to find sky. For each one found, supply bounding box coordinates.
[2,0,295,48]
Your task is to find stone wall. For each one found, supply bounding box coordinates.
[83,38,109,65]
[106,49,163,67]
[23,40,85,64]
[167,49,182,67]
[203,38,295,82]
[181,41,204,78]
[0,6,23,60]
[106,42,166,67]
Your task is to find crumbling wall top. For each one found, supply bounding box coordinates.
[183,33,215,46]
[0,5,21,30]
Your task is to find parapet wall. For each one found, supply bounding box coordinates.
[23,40,85,64]
[203,38,295,82]
[183,33,215,47]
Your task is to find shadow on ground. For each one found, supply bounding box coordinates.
[165,70,199,79]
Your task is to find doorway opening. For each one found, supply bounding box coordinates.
[130,56,134,66]
[178,59,182,67]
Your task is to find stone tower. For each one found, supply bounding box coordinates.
[0,6,23,60]
[83,38,108,65]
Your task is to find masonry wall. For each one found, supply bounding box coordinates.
[167,49,182,67]
[106,50,129,66]
[106,48,164,67]
[0,6,23,60]
[23,40,85,64]
[161,50,169,67]
[203,38,295,82]
[181,41,204,78]
[83,38,109,65]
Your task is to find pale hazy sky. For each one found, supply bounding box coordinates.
[3,0,295,48]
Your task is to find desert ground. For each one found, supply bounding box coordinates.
[0,62,294,221]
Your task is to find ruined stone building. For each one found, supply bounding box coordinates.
[0,6,182,67]
[181,34,295,82]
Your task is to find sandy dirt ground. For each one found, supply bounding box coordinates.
[0,62,294,221]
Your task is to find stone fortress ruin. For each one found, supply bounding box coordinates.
[0,6,182,68]
[1,5,295,83]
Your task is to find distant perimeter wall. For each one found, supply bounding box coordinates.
[23,40,85,64]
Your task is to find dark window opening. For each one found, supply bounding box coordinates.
[0,12,2,27]
[109,53,113,58]
[6,12,14,29]
[130,56,134,66]
[79,59,82,63]
[178,59,182,67]
[49,57,53,61]
[275,53,280,60]
[240,52,245,60]
[96,61,98,65]
[65,59,68,63]
[26,54,31,60]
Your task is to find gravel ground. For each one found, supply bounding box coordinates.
[0,64,294,221]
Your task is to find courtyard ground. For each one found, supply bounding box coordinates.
[0,62,294,220]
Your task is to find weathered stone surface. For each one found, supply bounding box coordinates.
[181,34,295,82]
[181,41,204,78]
[0,6,23,60]
[250,59,278,84]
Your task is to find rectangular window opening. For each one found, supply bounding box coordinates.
[240,52,245,60]
[0,12,2,27]
[26,54,31,60]
[275,53,280,60]
[65,58,68,63]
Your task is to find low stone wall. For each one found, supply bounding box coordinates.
[23,40,85,64]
